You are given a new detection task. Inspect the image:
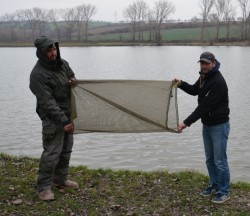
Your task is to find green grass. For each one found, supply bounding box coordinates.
[0,153,250,215]
[161,25,242,41]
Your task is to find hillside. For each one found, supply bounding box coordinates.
[0,20,249,45]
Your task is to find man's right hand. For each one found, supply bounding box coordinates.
[64,123,74,133]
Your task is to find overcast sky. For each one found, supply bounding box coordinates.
[0,0,204,22]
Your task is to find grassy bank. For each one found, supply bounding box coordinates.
[0,153,250,216]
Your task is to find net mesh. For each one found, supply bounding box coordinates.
[71,80,179,133]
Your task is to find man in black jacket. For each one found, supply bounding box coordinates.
[30,36,79,201]
[175,52,230,204]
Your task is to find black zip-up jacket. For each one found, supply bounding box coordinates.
[179,60,230,126]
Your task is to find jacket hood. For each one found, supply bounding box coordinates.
[34,36,63,67]
[213,60,220,71]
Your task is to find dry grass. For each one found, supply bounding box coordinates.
[0,153,250,216]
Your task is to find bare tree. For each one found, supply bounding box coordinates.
[124,2,138,41]
[237,0,249,39]
[199,0,215,42]
[33,8,48,36]
[247,12,250,40]
[75,5,85,41]
[154,0,175,42]
[17,9,37,40]
[17,8,48,40]
[190,16,202,22]
[81,4,97,41]
[224,0,235,40]
[61,8,76,41]
[47,9,62,40]
[214,0,226,40]
[147,10,156,41]
[15,10,27,41]
[136,0,148,41]
[124,0,148,41]
[0,12,18,41]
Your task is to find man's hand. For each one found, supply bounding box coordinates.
[178,122,187,132]
[68,78,78,88]
[64,123,74,133]
[172,79,182,87]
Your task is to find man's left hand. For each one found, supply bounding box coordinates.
[68,78,78,88]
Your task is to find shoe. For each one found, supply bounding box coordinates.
[36,189,55,201]
[199,184,218,197]
[212,193,230,204]
[53,180,79,189]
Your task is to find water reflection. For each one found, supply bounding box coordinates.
[0,46,249,183]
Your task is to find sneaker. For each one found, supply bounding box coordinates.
[199,185,218,197]
[212,193,230,204]
[53,180,79,189]
[36,189,55,201]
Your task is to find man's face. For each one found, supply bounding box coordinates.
[200,61,215,74]
[46,47,57,61]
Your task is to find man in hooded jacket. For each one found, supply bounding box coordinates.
[174,52,230,204]
[30,36,79,201]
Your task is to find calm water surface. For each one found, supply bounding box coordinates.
[0,46,249,183]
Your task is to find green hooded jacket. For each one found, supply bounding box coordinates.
[30,36,75,125]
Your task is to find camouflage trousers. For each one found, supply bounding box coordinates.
[36,119,73,192]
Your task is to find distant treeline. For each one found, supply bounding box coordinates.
[0,0,250,43]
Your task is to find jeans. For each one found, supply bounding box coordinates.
[202,121,230,195]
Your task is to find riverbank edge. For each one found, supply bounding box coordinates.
[1,152,250,215]
[0,40,250,47]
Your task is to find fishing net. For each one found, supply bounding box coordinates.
[71,80,179,133]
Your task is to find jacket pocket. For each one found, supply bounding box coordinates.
[42,127,57,142]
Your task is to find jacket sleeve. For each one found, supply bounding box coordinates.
[30,73,70,125]
[63,59,75,79]
[179,79,199,96]
[183,81,227,126]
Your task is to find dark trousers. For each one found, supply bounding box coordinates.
[36,119,73,192]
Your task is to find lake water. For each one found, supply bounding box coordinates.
[0,46,249,183]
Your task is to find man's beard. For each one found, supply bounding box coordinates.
[48,56,57,62]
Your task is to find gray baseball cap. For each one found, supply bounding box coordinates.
[198,52,215,63]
